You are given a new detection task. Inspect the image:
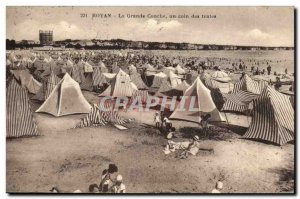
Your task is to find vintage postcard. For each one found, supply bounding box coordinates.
[6,6,295,194]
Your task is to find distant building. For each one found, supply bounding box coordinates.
[20,40,35,45]
[39,30,53,45]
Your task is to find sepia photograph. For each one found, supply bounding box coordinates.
[5,6,295,194]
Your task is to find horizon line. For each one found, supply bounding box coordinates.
[6,38,294,48]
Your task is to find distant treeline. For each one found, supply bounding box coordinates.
[6,39,294,51]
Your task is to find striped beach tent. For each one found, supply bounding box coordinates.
[84,62,94,73]
[132,90,149,104]
[11,69,42,94]
[33,72,61,101]
[232,74,264,94]
[45,72,61,100]
[221,74,267,113]
[92,67,107,87]
[111,62,120,73]
[71,65,83,84]
[98,61,108,73]
[243,86,294,145]
[7,79,39,138]
[75,104,108,128]
[81,73,94,91]
[222,91,259,113]
[98,102,126,125]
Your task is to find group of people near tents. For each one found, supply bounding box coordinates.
[6,50,294,146]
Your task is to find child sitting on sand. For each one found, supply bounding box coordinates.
[111,174,126,193]
[178,136,200,159]
[211,181,223,193]
[166,127,176,139]
[89,184,100,193]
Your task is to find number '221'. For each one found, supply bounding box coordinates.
[80,13,87,18]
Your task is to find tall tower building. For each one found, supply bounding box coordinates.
[39,30,53,45]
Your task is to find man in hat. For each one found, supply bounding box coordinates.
[211,181,223,193]
[99,164,118,193]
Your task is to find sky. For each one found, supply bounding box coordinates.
[6,6,294,47]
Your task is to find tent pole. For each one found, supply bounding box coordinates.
[224,112,229,126]
[246,112,250,126]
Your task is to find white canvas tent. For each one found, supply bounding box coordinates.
[170,77,225,123]
[36,73,91,116]
[99,69,137,97]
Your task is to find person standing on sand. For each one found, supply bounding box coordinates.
[267,65,272,75]
[199,114,211,137]
[212,181,223,193]
[154,111,161,128]
[285,68,288,74]
[274,77,282,91]
[160,111,165,128]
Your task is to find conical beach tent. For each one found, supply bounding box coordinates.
[7,79,39,138]
[32,72,61,101]
[84,62,94,73]
[75,104,108,127]
[11,69,42,94]
[211,70,231,83]
[232,74,264,94]
[243,86,294,145]
[36,73,91,116]
[92,67,107,87]
[129,72,148,90]
[221,91,259,113]
[151,72,167,88]
[176,64,186,74]
[222,75,267,113]
[170,77,225,123]
[159,81,190,98]
[169,71,182,88]
[99,69,137,97]
[81,73,94,91]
